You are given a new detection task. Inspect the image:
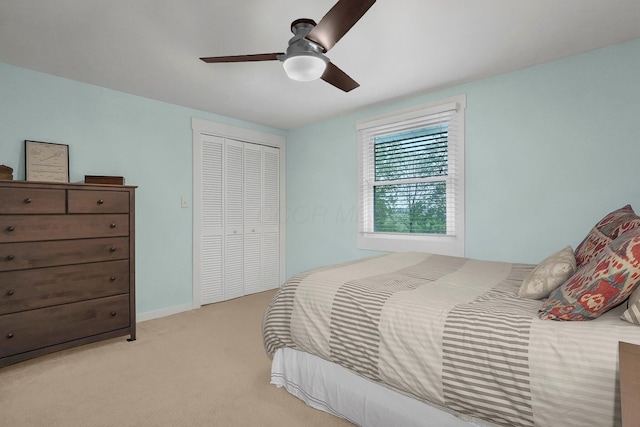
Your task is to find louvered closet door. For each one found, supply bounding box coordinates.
[197,132,281,306]
[200,135,224,304]
[262,146,280,290]
[243,143,263,295]
[224,139,244,300]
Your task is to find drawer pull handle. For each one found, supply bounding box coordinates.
[24,198,32,204]
[110,223,117,228]
[7,290,14,296]
[110,247,117,252]
[6,226,15,232]
[6,255,14,261]
[110,276,116,281]
[97,199,105,205]
[110,311,117,317]
[6,333,13,339]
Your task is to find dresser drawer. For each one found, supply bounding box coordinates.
[0,237,129,271]
[0,260,130,315]
[67,190,129,213]
[0,188,66,214]
[0,294,130,358]
[0,214,129,243]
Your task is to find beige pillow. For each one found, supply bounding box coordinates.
[518,246,577,299]
[622,286,640,325]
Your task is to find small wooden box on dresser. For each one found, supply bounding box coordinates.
[0,180,136,368]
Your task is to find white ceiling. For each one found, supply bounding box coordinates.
[1,1,639,130]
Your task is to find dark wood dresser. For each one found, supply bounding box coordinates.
[0,181,136,367]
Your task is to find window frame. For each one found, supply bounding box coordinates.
[356,94,466,256]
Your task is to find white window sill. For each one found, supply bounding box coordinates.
[358,232,464,257]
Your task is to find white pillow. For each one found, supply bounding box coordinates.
[518,246,577,299]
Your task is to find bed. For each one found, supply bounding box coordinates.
[262,206,640,427]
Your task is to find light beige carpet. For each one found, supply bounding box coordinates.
[0,290,353,427]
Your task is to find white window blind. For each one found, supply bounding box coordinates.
[357,95,466,256]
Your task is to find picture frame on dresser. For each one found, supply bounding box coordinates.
[24,140,70,183]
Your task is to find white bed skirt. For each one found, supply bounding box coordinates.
[271,347,496,427]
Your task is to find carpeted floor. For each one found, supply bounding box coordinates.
[0,290,353,427]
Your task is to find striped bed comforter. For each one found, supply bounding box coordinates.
[262,252,640,427]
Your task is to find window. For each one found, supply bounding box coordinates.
[357,95,466,256]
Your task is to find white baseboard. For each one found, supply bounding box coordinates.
[136,303,194,323]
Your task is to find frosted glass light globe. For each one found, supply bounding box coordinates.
[283,55,327,81]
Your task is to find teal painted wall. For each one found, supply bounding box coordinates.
[2,37,639,315]
[286,38,640,277]
[0,62,284,317]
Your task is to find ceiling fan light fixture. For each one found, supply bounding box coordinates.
[283,54,328,82]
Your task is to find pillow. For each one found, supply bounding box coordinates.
[539,228,640,321]
[574,204,640,267]
[622,286,640,325]
[518,246,577,299]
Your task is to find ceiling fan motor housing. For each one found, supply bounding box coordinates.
[278,19,328,63]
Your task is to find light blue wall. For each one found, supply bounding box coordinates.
[286,38,640,277]
[3,37,640,314]
[0,62,284,317]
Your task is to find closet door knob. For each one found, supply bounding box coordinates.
[6,333,14,339]
[7,290,14,296]
[97,199,104,205]
[24,198,32,204]
[110,223,116,228]
[6,226,14,232]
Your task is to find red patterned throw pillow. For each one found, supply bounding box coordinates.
[539,227,640,321]
[574,205,640,267]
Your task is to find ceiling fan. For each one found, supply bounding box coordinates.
[200,0,376,92]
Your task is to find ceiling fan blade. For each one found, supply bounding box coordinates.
[306,0,376,52]
[200,53,284,63]
[321,62,359,92]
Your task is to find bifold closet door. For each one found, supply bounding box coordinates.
[199,136,244,303]
[262,146,280,291]
[243,143,263,295]
[243,143,281,295]
[198,134,280,305]
[200,135,224,305]
[224,139,244,300]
